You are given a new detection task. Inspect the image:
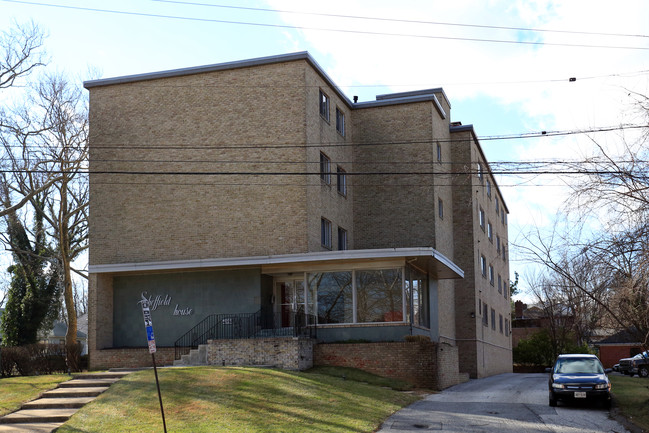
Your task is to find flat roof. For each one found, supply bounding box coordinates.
[89,247,464,280]
[83,51,451,112]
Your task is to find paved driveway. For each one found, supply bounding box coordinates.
[378,373,630,433]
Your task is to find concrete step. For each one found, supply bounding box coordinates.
[58,378,118,388]
[21,397,95,410]
[0,408,79,424]
[41,386,109,398]
[0,422,65,432]
[76,371,132,380]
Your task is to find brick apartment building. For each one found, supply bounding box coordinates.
[84,52,511,385]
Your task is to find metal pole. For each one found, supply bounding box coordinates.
[151,353,167,433]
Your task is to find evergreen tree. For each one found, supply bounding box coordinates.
[0,198,60,347]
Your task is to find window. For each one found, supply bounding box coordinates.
[437,143,442,162]
[336,166,347,196]
[505,319,510,336]
[498,274,502,294]
[337,227,348,251]
[477,162,483,182]
[319,90,330,121]
[486,179,492,198]
[503,244,507,262]
[504,213,508,226]
[335,107,345,136]
[406,267,430,328]
[321,218,332,249]
[504,280,508,299]
[501,209,505,225]
[487,222,493,242]
[491,308,496,330]
[497,235,501,253]
[480,255,487,277]
[320,152,331,184]
[438,198,444,219]
[310,271,353,324]
[499,314,504,333]
[489,265,494,286]
[356,269,403,323]
[495,199,500,216]
[479,208,485,230]
[482,302,488,326]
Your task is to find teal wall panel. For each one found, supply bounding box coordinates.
[113,269,261,347]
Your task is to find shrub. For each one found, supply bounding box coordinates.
[0,343,74,377]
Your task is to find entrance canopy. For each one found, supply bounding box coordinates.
[89,247,464,279]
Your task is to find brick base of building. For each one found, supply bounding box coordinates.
[314,341,460,390]
[207,337,314,371]
[90,347,176,370]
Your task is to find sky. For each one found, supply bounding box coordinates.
[1,0,648,300]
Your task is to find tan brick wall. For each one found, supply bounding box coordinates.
[304,68,354,251]
[88,60,312,265]
[450,128,512,378]
[352,102,437,250]
[90,347,175,370]
[207,337,314,370]
[314,341,461,390]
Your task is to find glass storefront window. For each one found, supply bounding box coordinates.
[309,272,353,324]
[356,269,403,323]
[406,267,430,328]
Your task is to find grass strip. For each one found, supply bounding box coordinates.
[610,375,649,431]
[0,374,69,416]
[57,366,420,433]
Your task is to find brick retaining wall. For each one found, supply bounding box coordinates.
[314,341,459,390]
[207,338,315,370]
[90,347,176,370]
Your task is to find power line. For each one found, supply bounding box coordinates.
[2,124,645,151]
[2,0,649,50]
[151,0,649,40]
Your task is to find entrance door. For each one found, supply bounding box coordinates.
[276,279,305,328]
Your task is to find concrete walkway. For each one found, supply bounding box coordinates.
[0,371,131,433]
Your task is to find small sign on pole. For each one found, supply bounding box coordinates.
[140,292,167,433]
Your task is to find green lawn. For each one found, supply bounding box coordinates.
[56,367,420,433]
[610,375,649,431]
[0,374,70,416]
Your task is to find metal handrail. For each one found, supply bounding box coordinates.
[174,308,317,360]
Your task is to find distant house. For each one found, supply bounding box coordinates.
[596,329,644,368]
[1,307,87,354]
[39,314,89,355]
[511,301,574,348]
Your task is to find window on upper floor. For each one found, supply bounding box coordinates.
[489,265,494,286]
[491,308,496,330]
[477,162,483,183]
[505,318,510,336]
[483,303,488,326]
[498,274,502,294]
[499,314,504,333]
[336,107,345,136]
[337,166,347,196]
[495,199,500,216]
[487,221,493,242]
[480,255,487,277]
[486,179,492,198]
[321,218,332,249]
[319,90,330,122]
[479,207,485,230]
[501,209,505,225]
[338,227,348,251]
[438,198,444,219]
[320,152,331,184]
[497,235,501,253]
[437,143,442,162]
